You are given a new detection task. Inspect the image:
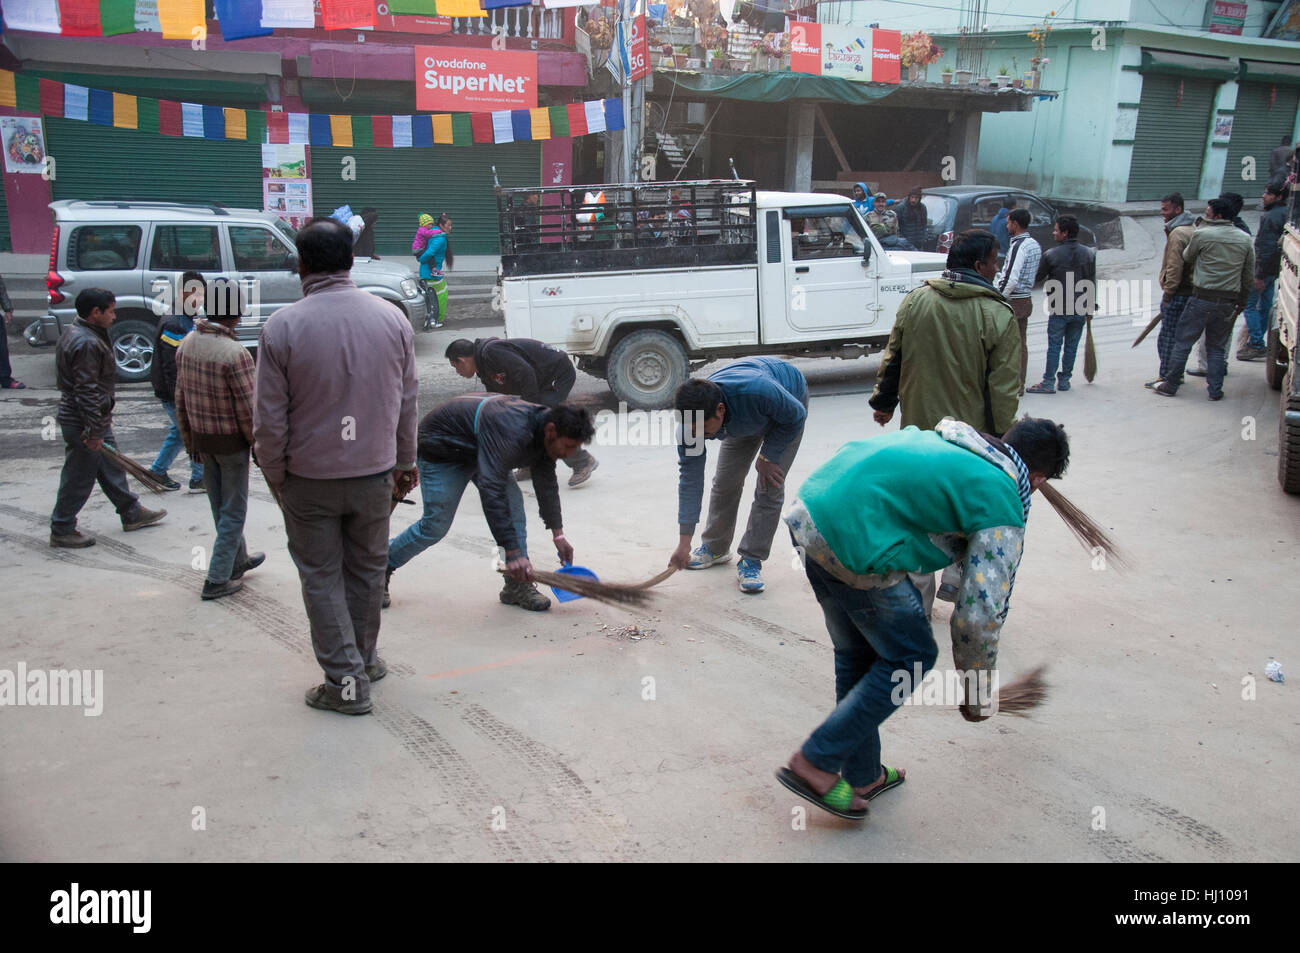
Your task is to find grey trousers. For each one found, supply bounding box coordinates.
[202,448,250,585]
[50,423,139,536]
[533,365,592,472]
[1166,297,1237,396]
[700,415,806,564]
[280,471,392,700]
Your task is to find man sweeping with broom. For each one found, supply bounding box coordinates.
[776,415,1070,820]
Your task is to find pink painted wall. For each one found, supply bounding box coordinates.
[1,107,54,253]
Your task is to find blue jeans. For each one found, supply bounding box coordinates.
[203,448,250,584]
[1242,277,1275,350]
[151,400,203,482]
[387,458,529,570]
[1043,314,1087,386]
[800,558,938,788]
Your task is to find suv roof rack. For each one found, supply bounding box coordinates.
[73,200,232,215]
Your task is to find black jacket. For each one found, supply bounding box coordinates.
[56,318,116,439]
[473,337,575,405]
[1255,203,1287,280]
[150,314,193,401]
[896,202,929,248]
[352,210,378,258]
[1036,239,1097,317]
[417,394,562,553]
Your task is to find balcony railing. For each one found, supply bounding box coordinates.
[449,8,567,41]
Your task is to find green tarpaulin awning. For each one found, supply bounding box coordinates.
[1239,59,1300,86]
[1139,50,1237,81]
[654,69,898,104]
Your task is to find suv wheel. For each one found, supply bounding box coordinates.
[109,319,157,382]
[1280,362,1300,495]
[606,329,688,410]
[1265,326,1287,392]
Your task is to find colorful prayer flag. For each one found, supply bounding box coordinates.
[2,0,62,34]
[245,109,267,144]
[431,114,453,145]
[40,79,65,118]
[203,104,226,139]
[584,99,607,134]
[320,0,376,29]
[548,104,570,138]
[225,107,247,140]
[308,113,333,146]
[435,0,486,17]
[158,100,184,137]
[64,85,90,122]
[392,115,413,147]
[266,110,290,144]
[509,110,529,142]
[60,0,104,36]
[181,102,205,137]
[0,72,15,110]
[100,0,137,36]
[137,97,161,135]
[113,92,138,129]
[15,74,40,114]
[566,102,588,137]
[287,113,310,145]
[492,111,515,144]
[470,112,493,143]
[214,0,272,40]
[451,112,472,146]
[528,107,551,140]
[371,115,394,148]
[158,0,206,40]
[260,0,314,28]
[329,114,353,148]
[412,114,433,147]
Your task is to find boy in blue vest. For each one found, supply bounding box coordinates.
[776,415,1069,820]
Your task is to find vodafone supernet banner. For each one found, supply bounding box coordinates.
[416,46,540,112]
[789,23,901,84]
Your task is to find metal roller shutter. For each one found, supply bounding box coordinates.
[1127,75,1218,201]
[1225,82,1300,189]
[43,118,263,209]
[311,141,540,256]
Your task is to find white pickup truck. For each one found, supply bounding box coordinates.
[496,179,947,408]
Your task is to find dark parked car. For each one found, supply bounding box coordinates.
[918,186,1097,257]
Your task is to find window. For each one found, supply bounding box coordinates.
[229,225,294,271]
[972,196,1011,226]
[149,225,221,271]
[69,225,142,271]
[787,211,865,260]
[1025,197,1055,226]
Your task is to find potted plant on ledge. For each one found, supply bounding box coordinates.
[996,66,1011,87]
[941,67,954,85]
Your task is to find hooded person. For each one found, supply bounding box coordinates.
[850,182,872,220]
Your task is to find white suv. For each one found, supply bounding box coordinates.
[37,200,430,381]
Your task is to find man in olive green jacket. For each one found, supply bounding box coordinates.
[869,230,1022,436]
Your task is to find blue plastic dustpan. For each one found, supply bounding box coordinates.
[550,564,598,602]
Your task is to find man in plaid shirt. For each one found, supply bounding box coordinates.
[175,279,264,601]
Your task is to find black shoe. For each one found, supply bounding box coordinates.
[148,470,181,492]
[304,684,371,715]
[50,530,96,548]
[382,566,394,609]
[1208,392,1224,401]
[202,579,244,600]
[230,552,265,580]
[122,506,167,531]
[365,657,388,683]
[188,478,206,494]
[1153,382,1178,397]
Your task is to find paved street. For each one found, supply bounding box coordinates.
[1,217,1297,862]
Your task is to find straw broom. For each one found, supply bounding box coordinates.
[992,665,1050,715]
[1083,317,1097,382]
[1039,483,1127,568]
[102,443,169,494]
[498,566,678,610]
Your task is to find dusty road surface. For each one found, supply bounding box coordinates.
[2,225,1297,862]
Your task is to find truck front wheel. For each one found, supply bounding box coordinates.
[1265,326,1287,392]
[606,329,689,410]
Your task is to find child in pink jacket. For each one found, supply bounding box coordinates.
[411,213,437,259]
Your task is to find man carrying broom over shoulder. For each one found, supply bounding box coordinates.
[384,395,595,612]
[776,416,1070,820]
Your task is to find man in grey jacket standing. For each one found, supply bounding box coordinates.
[1154,198,1255,401]
[254,218,419,715]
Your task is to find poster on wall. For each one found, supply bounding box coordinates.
[787,23,901,84]
[261,144,312,230]
[1213,115,1234,143]
[2,117,48,174]
[1264,0,1300,40]
[415,46,540,112]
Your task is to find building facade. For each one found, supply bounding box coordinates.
[830,0,1300,201]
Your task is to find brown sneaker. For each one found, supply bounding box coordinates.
[567,456,599,487]
[304,683,372,715]
[499,579,551,611]
[50,530,96,548]
[122,506,167,531]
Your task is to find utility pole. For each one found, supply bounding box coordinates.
[620,0,637,183]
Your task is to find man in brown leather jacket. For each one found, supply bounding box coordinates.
[49,288,166,547]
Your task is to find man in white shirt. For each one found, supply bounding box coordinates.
[993,209,1042,396]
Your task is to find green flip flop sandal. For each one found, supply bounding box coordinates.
[775,767,868,821]
[863,765,906,801]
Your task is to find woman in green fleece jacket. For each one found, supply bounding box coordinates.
[775,416,1070,820]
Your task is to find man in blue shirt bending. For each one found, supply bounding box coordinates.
[669,357,809,594]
